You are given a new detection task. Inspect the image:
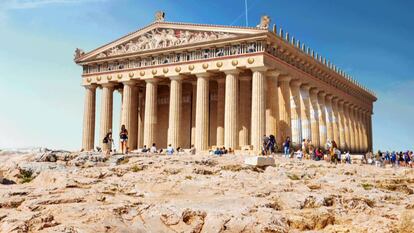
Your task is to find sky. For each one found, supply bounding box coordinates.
[0,0,413,151]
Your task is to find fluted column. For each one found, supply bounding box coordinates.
[354,107,361,153]
[331,97,340,147]
[251,69,267,152]
[357,108,364,153]
[309,88,320,148]
[277,76,292,147]
[137,87,145,148]
[224,71,239,149]
[343,103,351,152]
[266,71,279,138]
[238,76,251,147]
[368,112,373,152]
[317,92,327,148]
[99,83,114,151]
[362,111,368,152]
[167,76,183,148]
[338,100,346,150]
[348,105,356,152]
[290,80,302,147]
[300,84,311,142]
[195,74,210,151]
[191,82,197,146]
[121,81,138,150]
[82,85,97,151]
[143,79,158,147]
[216,79,225,147]
[325,95,334,144]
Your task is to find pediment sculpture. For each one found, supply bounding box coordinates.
[95,28,237,58]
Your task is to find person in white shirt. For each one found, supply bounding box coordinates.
[150,143,157,153]
[166,144,174,155]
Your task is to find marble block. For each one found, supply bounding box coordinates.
[244,156,275,166]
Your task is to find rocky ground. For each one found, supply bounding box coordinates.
[0,149,413,233]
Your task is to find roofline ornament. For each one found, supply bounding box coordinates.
[155,11,165,22]
[256,15,270,30]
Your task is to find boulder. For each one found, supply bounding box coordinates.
[244,156,275,166]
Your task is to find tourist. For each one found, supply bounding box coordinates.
[262,135,270,155]
[375,150,383,167]
[345,151,352,164]
[301,139,307,159]
[398,152,404,167]
[269,134,276,154]
[102,131,113,156]
[141,145,148,153]
[189,145,196,155]
[391,151,397,167]
[214,147,223,156]
[119,124,128,154]
[166,144,174,155]
[150,143,157,153]
[295,148,303,160]
[283,136,291,158]
[315,148,324,161]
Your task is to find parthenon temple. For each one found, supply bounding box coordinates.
[74,12,376,153]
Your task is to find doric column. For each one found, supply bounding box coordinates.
[99,83,114,151]
[354,107,361,153]
[343,103,351,152]
[137,87,145,148]
[191,82,197,146]
[309,88,320,147]
[300,84,311,142]
[368,112,373,152]
[238,75,251,147]
[331,97,340,147]
[317,92,327,148]
[277,76,292,147]
[118,88,123,130]
[290,80,302,147]
[121,81,138,150]
[195,74,210,151]
[362,110,369,152]
[357,109,364,152]
[143,79,158,148]
[82,85,97,151]
[251,68,267,152]
[224,71,239,149]
[325,95,334,144]
[338,100,346,150]
[266,71,279,138]
[216,79,225,147]
[348,105,356,152]
[167,76,183,148]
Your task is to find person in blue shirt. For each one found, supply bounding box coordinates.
[166,144,174,155]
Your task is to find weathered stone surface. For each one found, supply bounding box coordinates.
[0,151,412,233]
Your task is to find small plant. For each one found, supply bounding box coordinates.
[131,165,142,172]
[119,158,129,164]
[287,173,300,180]
[361,183,373,190]
[19,170,34,183]
[185,175,193,180]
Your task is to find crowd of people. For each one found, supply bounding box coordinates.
[98,125,413,168]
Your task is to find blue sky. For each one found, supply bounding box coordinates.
[0,0,413,151]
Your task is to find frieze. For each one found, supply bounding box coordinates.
[95,28,237,58]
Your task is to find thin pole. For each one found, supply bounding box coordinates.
[245,0,248,26]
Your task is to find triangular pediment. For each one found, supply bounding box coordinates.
[75,22,266,63]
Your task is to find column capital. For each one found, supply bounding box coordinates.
[278,75,291,82]
[337,99,345,106]
[195,72,211,79]
[318,91,327,98]
[266,70,280,78]
[123,80,137,86]
[101,83,115,88]
[223,69,240,75]
[325,94,333,100]
[290,79,302,87]
[309,87,319,95]
[168,75,184,81]
[83,84,97,90]
[250,66,268,73]
[301,84,311,90]
[144,78,158,84]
